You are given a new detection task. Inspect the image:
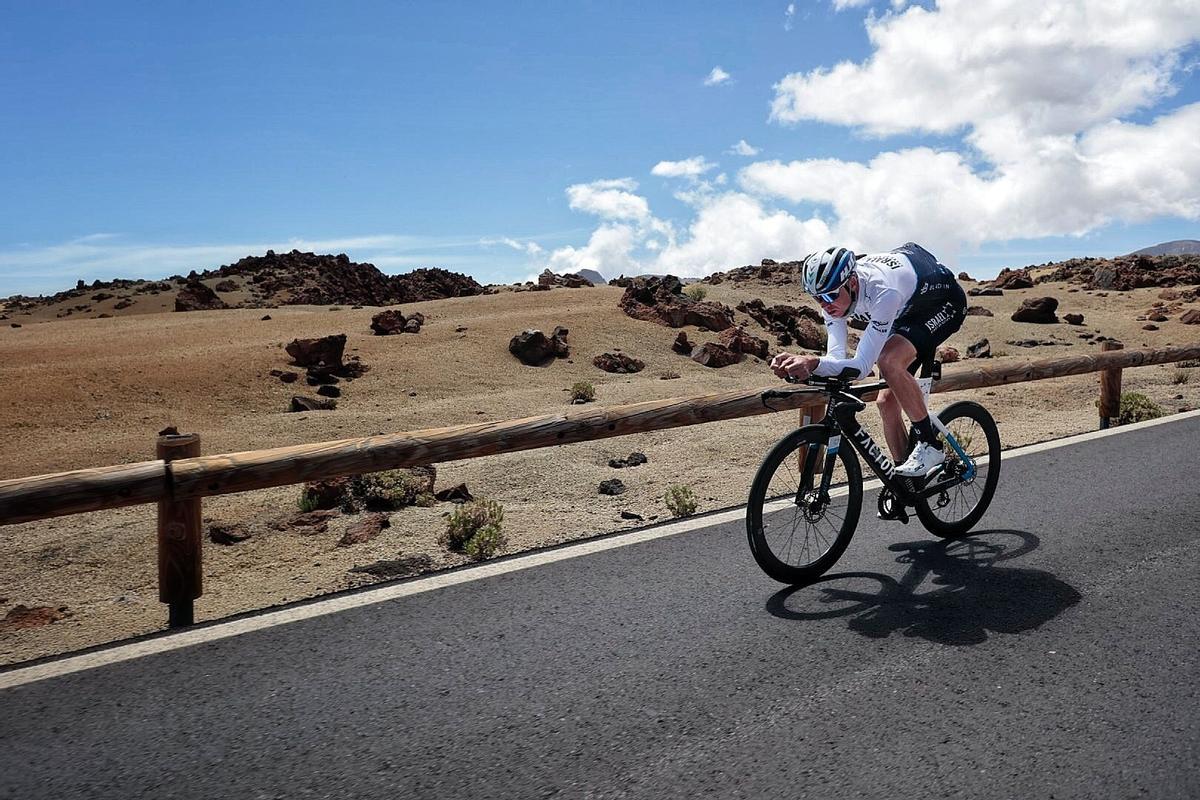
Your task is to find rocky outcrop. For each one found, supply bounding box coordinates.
[966,338,991,358]
[619,276,734,330]
[735,298,824,349]
[701,258,804,285]
[509,328,570,366]
[717,326,770,359]
[991,268,1034,290]
[174,280,228,312]
[538,269,594,289]
[672,332,694,355]
[1034,253,1200,290]
[289,396,338,412]
[1011,297,1059,324]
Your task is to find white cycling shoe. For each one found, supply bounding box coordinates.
[895,441,946,477]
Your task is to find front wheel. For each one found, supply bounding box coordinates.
[747,426,863,584]
[915,401,1002,538]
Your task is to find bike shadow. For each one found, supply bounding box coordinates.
[764,529,1081,645]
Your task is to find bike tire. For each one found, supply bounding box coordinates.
[914,401,1002,538]
[746,425,863,584]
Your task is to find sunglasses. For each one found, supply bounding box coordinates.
[815,287,843,305]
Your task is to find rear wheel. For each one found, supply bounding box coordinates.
[747,426,863,583]
[914,401,1001,538]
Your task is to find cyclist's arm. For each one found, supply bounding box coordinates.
[824,314,848,359]
[812,289,904,378]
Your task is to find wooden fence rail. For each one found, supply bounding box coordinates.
[1,341,1198,625]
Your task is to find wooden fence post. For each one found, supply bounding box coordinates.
[157,433,202,628]
[1098,340,1124,429]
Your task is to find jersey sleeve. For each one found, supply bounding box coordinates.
[813,288,905,378]
[823,313,848,359]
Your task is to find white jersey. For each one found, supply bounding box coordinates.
[812,250,921,379]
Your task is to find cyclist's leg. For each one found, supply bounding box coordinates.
[873,335,916,462]
[889,283,968,437]
[877,335,926,456]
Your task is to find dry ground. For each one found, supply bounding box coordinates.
[3,275,1199,665]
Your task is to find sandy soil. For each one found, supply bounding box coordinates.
[2,275,1199,665]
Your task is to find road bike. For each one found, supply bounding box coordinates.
[747,361,1001,584]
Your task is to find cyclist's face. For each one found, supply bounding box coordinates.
[818,284,852,317]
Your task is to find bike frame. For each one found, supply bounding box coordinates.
[794,377,977,508]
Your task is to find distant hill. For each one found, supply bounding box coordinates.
[577,269,606,286]
[1130,240,1200,256]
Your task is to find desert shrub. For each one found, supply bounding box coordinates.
[296,490,321,513]
[1118,392,1165,425]
[664,485,698,518]
[569,381,596,403]
[683,284,707,302]
[350,468,436,510]
[1172,370,1190,385]
[441,499,506,559]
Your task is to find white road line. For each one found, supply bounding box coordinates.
[3,408,1198,690]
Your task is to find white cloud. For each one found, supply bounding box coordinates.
[728,139,760,156]
[481,236,544,256]
[785,3,796,31]
[704,66,731,86]
[832,0,870,9]
[548,2,1200,281]
[745,0,1200,254]
[565,178,650,221]
[651,157,718,179]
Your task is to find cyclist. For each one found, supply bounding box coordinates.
[769,242,967,477]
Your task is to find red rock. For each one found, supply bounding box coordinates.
[692,342,741,368]
[718,326,770,359]
[174,280,228,312]
[619,276,734,330]
[991,268,1035,289]
[209,522,252,545]
[672,331,694,355]
[1181,309,1200,324]
[339,513,391,546]
[937,346,960,363]
[1,605,69,630]
[1063,313,1085,325]
[510,329,569,365]
[593,352,645,373]
[303,476,352,509]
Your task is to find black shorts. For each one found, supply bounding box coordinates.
[891,281,967,370]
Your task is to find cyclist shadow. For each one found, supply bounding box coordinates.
[764,529,1081,646]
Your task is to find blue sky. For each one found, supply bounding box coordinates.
[2,1,1199,296]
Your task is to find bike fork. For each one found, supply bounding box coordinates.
[918,377,976,481]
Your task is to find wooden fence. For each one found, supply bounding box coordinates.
[1,341,1197,626]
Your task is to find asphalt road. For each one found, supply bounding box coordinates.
[2,416,1199,799]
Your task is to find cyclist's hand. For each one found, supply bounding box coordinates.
[769,351,794,377]
[774,354,819,380]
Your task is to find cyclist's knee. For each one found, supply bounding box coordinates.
[876,387,899,410]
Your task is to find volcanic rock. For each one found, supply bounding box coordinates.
[510,329,569,366]
[214,279,238,293]
[991,268,1034,289]
[937,346,960,363]
[209,522,252,545]
[619,276,734,330]
[1063,313,1085,325]
[371,309,407,335]
[609,452,648,469]
[174,280,228,312]
[1,605,69,630]
[303,477,353,510]
[692,342,740,368]
[598,479,626,495]
[718,326,770,359]
[317,385,341,398]
[968,287,1004,297]
[339,513,391,547]
[1011,297,1059,324]
[1182,309,1200,324]
[286,334,347,368]
[673,332,694,355]
[594,352,645,373]
[289,396,337,412]
[966,305,994,317]
[966,338,992,358]
[434,483,474,503]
